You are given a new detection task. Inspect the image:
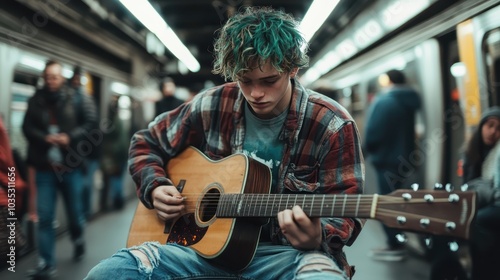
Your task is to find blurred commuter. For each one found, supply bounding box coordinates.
[70,66,101,220]
[86,7,363,280]
[22,60,98,279]
[363,69,421,261]
[469,137,500,280]
[430,107,500,280]
[0,116,28,271]
[100,95,129,211]
[154,77,184,118]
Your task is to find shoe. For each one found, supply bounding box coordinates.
[73,242,85,261]
[368,247,406,261]
[27,264,57,279]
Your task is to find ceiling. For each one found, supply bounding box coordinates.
[99,0,372,88]
[2,0,372,89]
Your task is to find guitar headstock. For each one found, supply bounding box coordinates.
[374,189,476,240]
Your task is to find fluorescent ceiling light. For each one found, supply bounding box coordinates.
[119,0,200,72]
[299,0,340,43]
[62,68,74,79]
[381,0,430,29]
[111,81,130,95]
[19,55,45,71]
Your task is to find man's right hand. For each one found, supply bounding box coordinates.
[151,185,186,221]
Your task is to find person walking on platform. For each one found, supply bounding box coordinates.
[86,6,364,280]
[363,69,421,261]
[100,95,129,211]
[70,66,101,221]
[154,77,184,119]
[22,60,98,279]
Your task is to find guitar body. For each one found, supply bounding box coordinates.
[127,147,272,270]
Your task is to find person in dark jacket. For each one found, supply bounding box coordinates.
[70,66,101,220]
[154,77,184,119]
[100,95,129,211]
[22,60,98,279]
[364,69,421,261]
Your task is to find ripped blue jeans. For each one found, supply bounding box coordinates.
[85,242,347,280]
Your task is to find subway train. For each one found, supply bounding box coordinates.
[305,0,499,277]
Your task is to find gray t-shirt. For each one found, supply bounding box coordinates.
[243,103,287,189]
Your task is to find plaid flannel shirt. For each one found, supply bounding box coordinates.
[129,80,365,274]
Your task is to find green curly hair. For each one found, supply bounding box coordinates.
[212,6,309,81]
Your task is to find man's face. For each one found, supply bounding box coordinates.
[162,81,176,97]
[43,64,65,93]
[237,61,295,119]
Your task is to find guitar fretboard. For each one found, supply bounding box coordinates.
[216,193,375,218]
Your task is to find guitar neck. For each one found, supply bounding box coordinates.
[216,193,375,218]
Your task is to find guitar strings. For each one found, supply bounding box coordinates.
[162,193,453,217]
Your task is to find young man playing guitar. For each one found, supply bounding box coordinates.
[86,6,365,280]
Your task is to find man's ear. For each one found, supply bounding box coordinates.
[290,68,299,78]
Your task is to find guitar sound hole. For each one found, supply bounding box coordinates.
[199,188,220,223]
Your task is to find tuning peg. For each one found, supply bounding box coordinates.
[402,193,412,201]
[448,241,459,252]
[397,216,407,225]
[445,183,454,192]
[424,194,434,202]
[434,183,443,190]
[445,221,457,231]
[448,193,459,203]
[461,183,469,191]
[396,233,408,244]
[424,237,433,249]
[420,218,430,228]
[411,183,419,191]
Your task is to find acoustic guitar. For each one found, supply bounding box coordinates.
[127,146,476,271]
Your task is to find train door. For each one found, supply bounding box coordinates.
[483,28,500,107]
[454,4,500,184]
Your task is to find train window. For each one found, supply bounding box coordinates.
[483,28,500,106]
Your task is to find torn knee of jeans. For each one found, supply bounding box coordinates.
[128,242,161,271]
[297,253,343,275]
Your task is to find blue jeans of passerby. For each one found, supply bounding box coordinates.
[83,159,100,219]
[85,242,348,280]
[36,169,85,267]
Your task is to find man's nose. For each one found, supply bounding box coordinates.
[250,87,265,99]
